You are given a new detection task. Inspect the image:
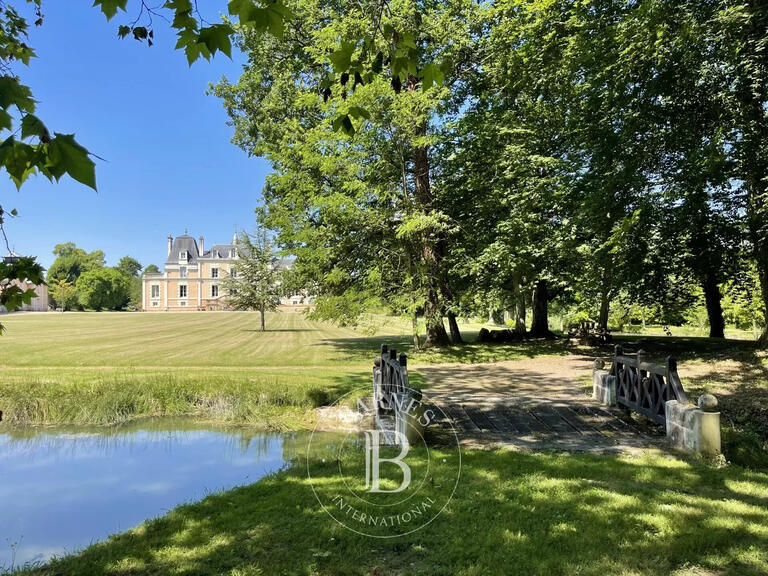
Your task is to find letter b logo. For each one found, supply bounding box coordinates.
[363,430,411,493]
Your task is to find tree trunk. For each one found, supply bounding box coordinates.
[751,233,768,344]
[702,273,725,339]
[597,258,613,331]
[530,279,554,338]
[412,312,420,351]
[488,309,503,325]
[447,312,462,344]
[412,123,449,347]
[512,270,526,334]
[260,305,265,331]
[440,278,463,344]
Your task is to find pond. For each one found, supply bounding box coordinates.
[0,419,323,572]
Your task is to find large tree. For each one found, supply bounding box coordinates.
[216,0,481,346]
[76,267,131,311]
[47,244,105,285]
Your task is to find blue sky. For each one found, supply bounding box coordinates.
[3,2,271,269]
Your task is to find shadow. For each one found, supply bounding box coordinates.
[317,331,573,365]
[240,329,319,333]
[17,449,768,576]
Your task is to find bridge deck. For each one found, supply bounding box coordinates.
[419,356,665,452]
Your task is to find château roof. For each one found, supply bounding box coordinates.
[166,234,200,264]
[165,234,237,264]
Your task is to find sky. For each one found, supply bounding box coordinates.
[3,2,271,269]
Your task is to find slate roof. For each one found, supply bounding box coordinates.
[204,244,236,259]
[166,235,200,264]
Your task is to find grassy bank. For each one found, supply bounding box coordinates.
[14,448,768,576]
[0,367,398,429]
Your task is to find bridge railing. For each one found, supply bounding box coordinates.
[610,345,688,427]
[372,344,427,444]
[373,344,410,409]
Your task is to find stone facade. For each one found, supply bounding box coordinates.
[142,233,310,311]
[142,233,239,312]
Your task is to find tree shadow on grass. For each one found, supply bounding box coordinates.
[316,332,574,365]
[22,449,768,576]
[240,328,319,333]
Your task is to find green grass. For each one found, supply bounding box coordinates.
[0,311,564,427]
[0,367,369,429]
[0,310,569,367]
[13,448,768,576]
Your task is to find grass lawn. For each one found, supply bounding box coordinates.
[0,311,561,427]
[14,448,768,576]
[1,312,767,444]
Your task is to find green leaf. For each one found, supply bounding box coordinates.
[420,63,444,91]
[329,42,356,73]
[265,8,284,39]
[399,32,417,49]
[92,0,128,20]
[0,137,35,187]
[348,106,370,120]
[48,133,96,190]
[198,24,233,58]
[117,25,131,39]
[0,76,35,113]
[228,0,255,19]
[0,110,11,131]
[371,51,384,74]
[20,114,48,140]
[332,114,355,135]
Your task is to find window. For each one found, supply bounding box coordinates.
[211,267,218,278]
[180,301,187,306]
[211,285,219,297]
[180,266,187,278]
[212,251,217,259]
[150,285,160,298]
[179,285,187,298]
[231,268,238,278]
[230,249,236,258]
[151,301,159,307]
[179,251,187,260]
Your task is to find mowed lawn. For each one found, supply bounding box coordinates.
[0,311,405,368]
[0,311,493,427]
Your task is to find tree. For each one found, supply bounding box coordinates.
[116,256,142,277]
[49,279,78,311]
[47,245,105,285]
[0,255,44,332]
[216,0,482,346]
[221,231,281,331]
[144,264,160,274]
[76,268,130,311]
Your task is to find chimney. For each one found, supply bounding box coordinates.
[167,235,173,257]
[199,236,204,256]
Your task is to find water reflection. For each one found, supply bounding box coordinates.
[0,419,340,572]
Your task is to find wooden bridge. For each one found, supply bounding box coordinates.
[372,348,666,452]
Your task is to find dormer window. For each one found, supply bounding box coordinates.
[179,251,187,260]
[230,249,236,258]
[212,251,217,259]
